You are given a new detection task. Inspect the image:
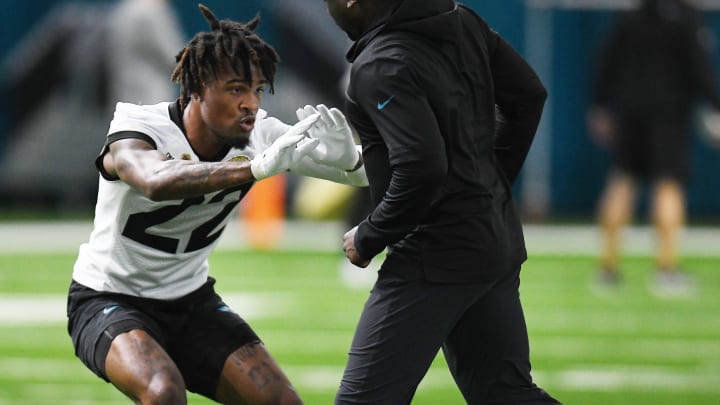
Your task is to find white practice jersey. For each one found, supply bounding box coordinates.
[72,101,284,299]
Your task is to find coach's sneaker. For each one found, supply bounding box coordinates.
[598,268,621,285]
[596,267,621,286]
[651,269,696,298]
[591,267,621,296]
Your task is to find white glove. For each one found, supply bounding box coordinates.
[250,113,320,180]
[296,104,360,171]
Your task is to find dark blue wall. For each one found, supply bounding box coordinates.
[549,10,616,216]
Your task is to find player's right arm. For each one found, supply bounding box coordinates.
[103,115,319,201]
[103,138,255,201]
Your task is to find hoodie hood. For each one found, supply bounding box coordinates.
[346,0,458,62]
[639,0,697,21]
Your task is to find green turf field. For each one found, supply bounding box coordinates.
[0,250,718,404]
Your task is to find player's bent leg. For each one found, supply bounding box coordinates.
[598,172,636,272]
[652,178,685,270]
[214,342,303,405]
[443,268,561,404]
[105,329,187,405]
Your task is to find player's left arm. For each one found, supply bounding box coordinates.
[253,112,368,186]
[105,116,319,201]
[296,104,362,171]
[291,149,368,187]
[105,137,252,201]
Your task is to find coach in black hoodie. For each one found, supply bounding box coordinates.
[327,0,560,404]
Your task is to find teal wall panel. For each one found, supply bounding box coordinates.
[1,1,719,218]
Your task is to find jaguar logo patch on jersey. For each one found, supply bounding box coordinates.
[181,153,192,160]
[229,155,250,162]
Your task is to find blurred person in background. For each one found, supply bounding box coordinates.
[588,0,720,292]
[66,5,366,404]
[106,0,185,105]
[0,2,113,206]
[325,0,560,403]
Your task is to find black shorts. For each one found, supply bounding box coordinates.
[66,277,260,399]
[614,115,691,183]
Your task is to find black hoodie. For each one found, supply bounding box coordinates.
[345,0,547,282]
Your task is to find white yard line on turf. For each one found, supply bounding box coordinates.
[1,357,717,394]
[284,365,720,393]
[1,220,719,255]
[542,367,720,393]
[0,293,294,325]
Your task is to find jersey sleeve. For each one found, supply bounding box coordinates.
[95,103,167,180]
[107,102,167,144]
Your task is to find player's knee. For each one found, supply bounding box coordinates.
[599,198,631,227]
[269,388,303,405]
[599,209,629,229]
[140,373,187,405]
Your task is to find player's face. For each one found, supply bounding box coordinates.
[325,0,363,41]
[198,64,266,149]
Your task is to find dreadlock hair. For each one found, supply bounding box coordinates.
[171,4,280,108]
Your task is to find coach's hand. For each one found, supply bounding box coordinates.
[250,114,320,180]
[343,226,371,268]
